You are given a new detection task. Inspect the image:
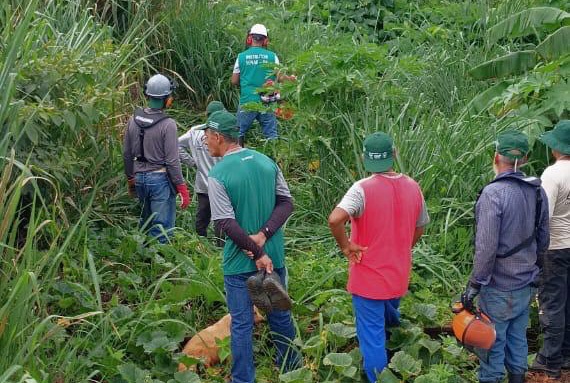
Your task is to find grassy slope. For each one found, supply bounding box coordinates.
[1,0,567,381]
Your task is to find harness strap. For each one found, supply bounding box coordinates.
[132,108,169,162]
[475,175,542,259]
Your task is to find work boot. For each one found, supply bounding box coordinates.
[507,373,525,383]
[262,272,292,311]
[246,271,272,313]
[530,358,561,379]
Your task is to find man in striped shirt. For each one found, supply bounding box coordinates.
[462,130,550,383]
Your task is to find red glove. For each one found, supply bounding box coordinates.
[176,183,191,209]
[127,178,136,198]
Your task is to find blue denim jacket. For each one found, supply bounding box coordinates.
[470,171,550,291]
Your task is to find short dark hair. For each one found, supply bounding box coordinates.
[220,132,239,144]
[251,34,266,42]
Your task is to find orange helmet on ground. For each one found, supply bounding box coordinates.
[451,302,496,350]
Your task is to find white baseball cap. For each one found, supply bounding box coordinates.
[250,24,268,36]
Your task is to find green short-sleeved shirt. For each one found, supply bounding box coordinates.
[234,47,278,105]
[209,148,288,275]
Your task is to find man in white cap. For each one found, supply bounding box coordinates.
[231,23,293,146]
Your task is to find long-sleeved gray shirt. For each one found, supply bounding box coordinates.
[178,125,220,194]
[470,171,550,291]
[123,108,184,186]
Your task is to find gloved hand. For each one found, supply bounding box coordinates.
[461,281,481,312]
[176,183,191,209]
[127,178,136,198]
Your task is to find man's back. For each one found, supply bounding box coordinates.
[209,148,285,274]
[473,171,549,290]
[342,174,425,299]
[237,47,277,104]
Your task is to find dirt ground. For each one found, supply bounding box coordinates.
[527,371,570,382]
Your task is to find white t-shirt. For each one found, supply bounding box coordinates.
[541,159,570,249]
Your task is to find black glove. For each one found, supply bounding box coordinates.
[461,281,481,312]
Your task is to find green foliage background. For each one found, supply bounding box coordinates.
[0,0,568,382]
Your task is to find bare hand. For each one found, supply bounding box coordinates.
[341,242,367,264]
[255,254,273,273]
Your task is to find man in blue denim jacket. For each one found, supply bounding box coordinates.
[462,130,550,383]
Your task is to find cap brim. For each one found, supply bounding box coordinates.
[196,124,207,130]
[540,131,570,155]
[364,157,393,173]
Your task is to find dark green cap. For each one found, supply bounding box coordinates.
[206,101,225,116]
[363,132,394,173]
[539,120,570,155]
[496,130,529,160]
[199,110,240,138]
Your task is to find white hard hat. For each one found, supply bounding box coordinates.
[249,24,268,37]
[144,74,175,98]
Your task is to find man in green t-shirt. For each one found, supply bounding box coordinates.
[231,23,294,146]
[199,110,300,383]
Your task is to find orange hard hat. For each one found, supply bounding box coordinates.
[451,302,496,350]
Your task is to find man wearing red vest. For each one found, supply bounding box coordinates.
[328,132,429,382]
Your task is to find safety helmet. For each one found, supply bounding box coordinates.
[249,24,268,37]
[144,74,175,98]
[451,302,496,350]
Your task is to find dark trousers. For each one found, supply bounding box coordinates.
[196,193,223,243]
[537,248,570,369]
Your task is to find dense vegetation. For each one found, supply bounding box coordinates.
[1,0,569,382]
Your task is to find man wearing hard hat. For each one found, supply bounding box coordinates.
[231,23,294,146]
[462,130,550,383]
[123,74,191,243]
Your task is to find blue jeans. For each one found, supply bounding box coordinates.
[134,172,176,244]
[237,107,278,139]
[352,295,401,383]
[224,268,300,383]
[478,285,533,382]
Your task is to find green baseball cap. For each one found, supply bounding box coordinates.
[363,132,394,173]
[539,120,570,155]
[206,101,225,116]
[496,130,529,160]
[199,110,240,138]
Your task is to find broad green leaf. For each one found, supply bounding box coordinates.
[536,26,570,61]
[63,110,76,130]
[118,363,150,383]
[541,80,570,117]
[418,338,441,355]
[136,331,179,353]
[388,351,421,375]
[172,371,201,383]
[110,304,134,320]
[415,374,441,383]
[279,367,313,382]
[325,323,356,339]
[377,368,400,383]
[323,352,352,367]
[465,81,511,115]
[487,7,570,44]
[469,51,537,80]
[342,365,358,378]
[413,303,438,322]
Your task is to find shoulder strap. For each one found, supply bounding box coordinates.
[481,176,542,259]
[133,108,169,162]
